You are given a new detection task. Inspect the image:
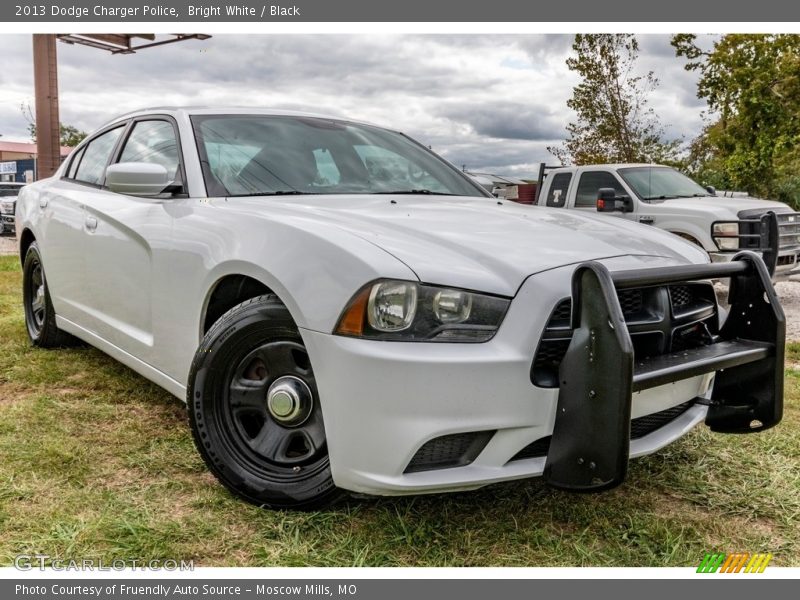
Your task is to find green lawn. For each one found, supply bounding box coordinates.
[0,254,798,567]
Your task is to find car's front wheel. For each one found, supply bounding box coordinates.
[22,241,77,347]
[188,295,343,510]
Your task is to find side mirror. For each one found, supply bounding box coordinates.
[705,185,717,196]
[596,187,633,213]
[105,162,170,196]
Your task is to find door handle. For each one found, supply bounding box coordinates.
[85,216,98,232]
[39,198,48,209]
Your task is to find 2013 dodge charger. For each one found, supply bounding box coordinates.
[15,108,785,509]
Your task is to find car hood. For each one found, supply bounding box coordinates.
[224,195,708,296]
[654,195,790,219]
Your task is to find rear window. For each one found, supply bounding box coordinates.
[546,173,572,207]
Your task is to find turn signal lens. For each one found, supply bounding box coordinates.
[335,287,370,336]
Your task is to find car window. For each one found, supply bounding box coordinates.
[545,173,572,207]
[192,115,486,198]
[119,120,180,181]
[312,148,341,186]
[575,171,627,207]
[618,166,709,200]
[66,146,86,179]
[73,126,125,185]
[353,145,447,193]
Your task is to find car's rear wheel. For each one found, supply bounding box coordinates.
[22,241,77,348]
[188,295,343,510]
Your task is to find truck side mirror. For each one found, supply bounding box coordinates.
[596,188,633,213]
[705,185,717,196]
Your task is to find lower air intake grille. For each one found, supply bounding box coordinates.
[404,431,495,474]
[617,288,643,316]
[509,400,696,462]
[670,285,693,308]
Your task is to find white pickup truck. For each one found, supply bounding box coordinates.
[535,164,800,279]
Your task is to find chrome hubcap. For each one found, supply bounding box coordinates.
[266,376,312,426]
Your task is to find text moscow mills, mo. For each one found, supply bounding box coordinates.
[16,583,360,597]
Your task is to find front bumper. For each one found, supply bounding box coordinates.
[302,252,784,496]
[0,213,13,233]
[711,211,800,279]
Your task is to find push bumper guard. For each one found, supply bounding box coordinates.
[543,251,785,492]
[712,211,800,275]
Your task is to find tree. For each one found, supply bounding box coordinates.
[20,102,88,147]
[673,34,800,205]
[549,34,679,165]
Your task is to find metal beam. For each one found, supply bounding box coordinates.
[32,34,60,180]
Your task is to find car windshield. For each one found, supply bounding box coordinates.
[191,115,487,198]
[618,166,709,201]
[0,188,21,197]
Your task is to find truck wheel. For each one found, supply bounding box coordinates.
[188,295,343,510]
[22,242,77,348]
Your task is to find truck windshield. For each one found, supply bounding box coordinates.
[618,166,709,201]
[191,115,489,198]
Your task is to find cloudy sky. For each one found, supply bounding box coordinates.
[0,34,709,178]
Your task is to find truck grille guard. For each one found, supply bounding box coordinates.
[712,210,800,275]
[543,251,785,492]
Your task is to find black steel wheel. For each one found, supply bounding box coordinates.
[22,241,76,348]
[188,295,343,510]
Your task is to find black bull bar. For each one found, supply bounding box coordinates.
[543,251,785,492]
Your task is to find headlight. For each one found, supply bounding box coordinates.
[712,222,739,250]
[0,201,13,214]
[367,281,417,331]
[335,280,510,342]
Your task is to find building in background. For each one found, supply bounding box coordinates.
[465,171,538,203]
[0,141,71,183]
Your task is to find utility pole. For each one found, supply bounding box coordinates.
[32,34,60,180]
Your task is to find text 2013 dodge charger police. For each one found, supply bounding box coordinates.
[15,108,785,509]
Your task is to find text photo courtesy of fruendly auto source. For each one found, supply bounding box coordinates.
[0,33,797,568]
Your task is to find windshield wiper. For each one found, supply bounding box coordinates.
[373,189,457,196]
[228,191,318,197]
[645,193,709,200]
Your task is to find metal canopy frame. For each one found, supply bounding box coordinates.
[57,34,211,55]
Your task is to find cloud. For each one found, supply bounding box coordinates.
[0,33,713,179]
[438,102,565,141]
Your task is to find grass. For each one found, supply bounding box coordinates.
[0,253,798,567]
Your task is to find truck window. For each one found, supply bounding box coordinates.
[546,173,572,207]
[575,171,627,207]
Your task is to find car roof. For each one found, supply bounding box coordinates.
[550,163,666,172]
[101,106,383,130]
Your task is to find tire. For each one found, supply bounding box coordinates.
[188,295,344,510]
[22,241,77,348]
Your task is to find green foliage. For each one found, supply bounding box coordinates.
[550,34,680,166]
[20,101,87,148]
[673,34,800,207]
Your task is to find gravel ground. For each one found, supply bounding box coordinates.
[3,232,800,341]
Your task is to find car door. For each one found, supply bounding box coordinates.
[571,170,637,221]
[36,125,126,326]
[79,117,183,365]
